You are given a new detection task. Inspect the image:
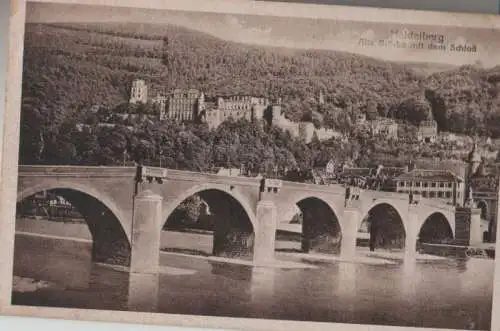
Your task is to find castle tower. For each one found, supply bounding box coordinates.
[465,142,482,203]
[468,143,482,178]
[129,79,148,104]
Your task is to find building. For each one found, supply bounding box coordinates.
[368,118,398,140]
[161,89,205,122]
[129,79,148,104]
[353,114,398,140]
[203,95,269,129]
[466,143,499,242]
[270,104,341,143]
[336,159,466,205]
[417,119,438,143]
[151,93,168,116]
[129,80,205,122]
[394,167,465,206]
[336,164,407,191]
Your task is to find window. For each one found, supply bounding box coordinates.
[431,182,437,188]
[439,182,445,188]
[438,192,444,198]
[445,192,452,198]
[415,182,421,187]
[423,182,429,188]
[429,191,436,198]
[448,183,453,188]
[422,191,428,197]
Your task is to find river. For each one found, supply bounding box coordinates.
[11,220,494,330]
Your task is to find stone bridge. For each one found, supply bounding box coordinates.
[16,165,482,275]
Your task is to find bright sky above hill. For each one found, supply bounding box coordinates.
[26,2,500,68]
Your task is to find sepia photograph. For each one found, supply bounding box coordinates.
[2,0,500,330]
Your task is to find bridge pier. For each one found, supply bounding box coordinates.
[469,208,482,246]
[254,200,278,266]
[340,207,359,260]
[404,209,418,263]
[455,207,482,246]
[128,190,162,312]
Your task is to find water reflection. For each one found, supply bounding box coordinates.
[335,263,357,321]
[12,234,495,330]
[128,273,159,312]
[249,267,276,303]
[13,234,93,290]
[400,260,418,297]
[456,258,468,273]
[336,263,356,298]
[210,261,253,282]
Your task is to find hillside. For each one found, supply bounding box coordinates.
[424,65,500,137]
[21,22,424,129]
[20,22,500,137]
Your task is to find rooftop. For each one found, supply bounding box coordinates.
[396,169,463,182]
[340,167,374,177]
[379,167,407,177]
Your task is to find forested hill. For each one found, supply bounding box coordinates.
[20,22,500,137]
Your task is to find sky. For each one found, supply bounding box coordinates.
[25,2,500,67]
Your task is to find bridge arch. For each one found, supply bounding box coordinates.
[289,195,343,254]
[161,183,258,258]
[17,182,131,266]
[161,183,258,231]
[360,201,407,251]
[418,211,454,244]
[360,200,407,232]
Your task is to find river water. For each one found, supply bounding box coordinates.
[11,233,494,330]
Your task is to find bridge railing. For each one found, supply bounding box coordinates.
[18,165,137,177]
[418,197,457,211]
[363,190,410,201]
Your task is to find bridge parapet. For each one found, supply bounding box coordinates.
[418,197,457,212]
[363,190,409,201]
[281,180,345,195]
[165,169,261,187]
[18,165,137,177]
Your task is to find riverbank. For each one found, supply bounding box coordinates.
[16,217,457,269]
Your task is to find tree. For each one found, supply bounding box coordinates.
[19,106,45,164]
[365,100,378,120]
[397,96,431,125]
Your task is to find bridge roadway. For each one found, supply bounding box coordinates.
[16,165,482,273]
